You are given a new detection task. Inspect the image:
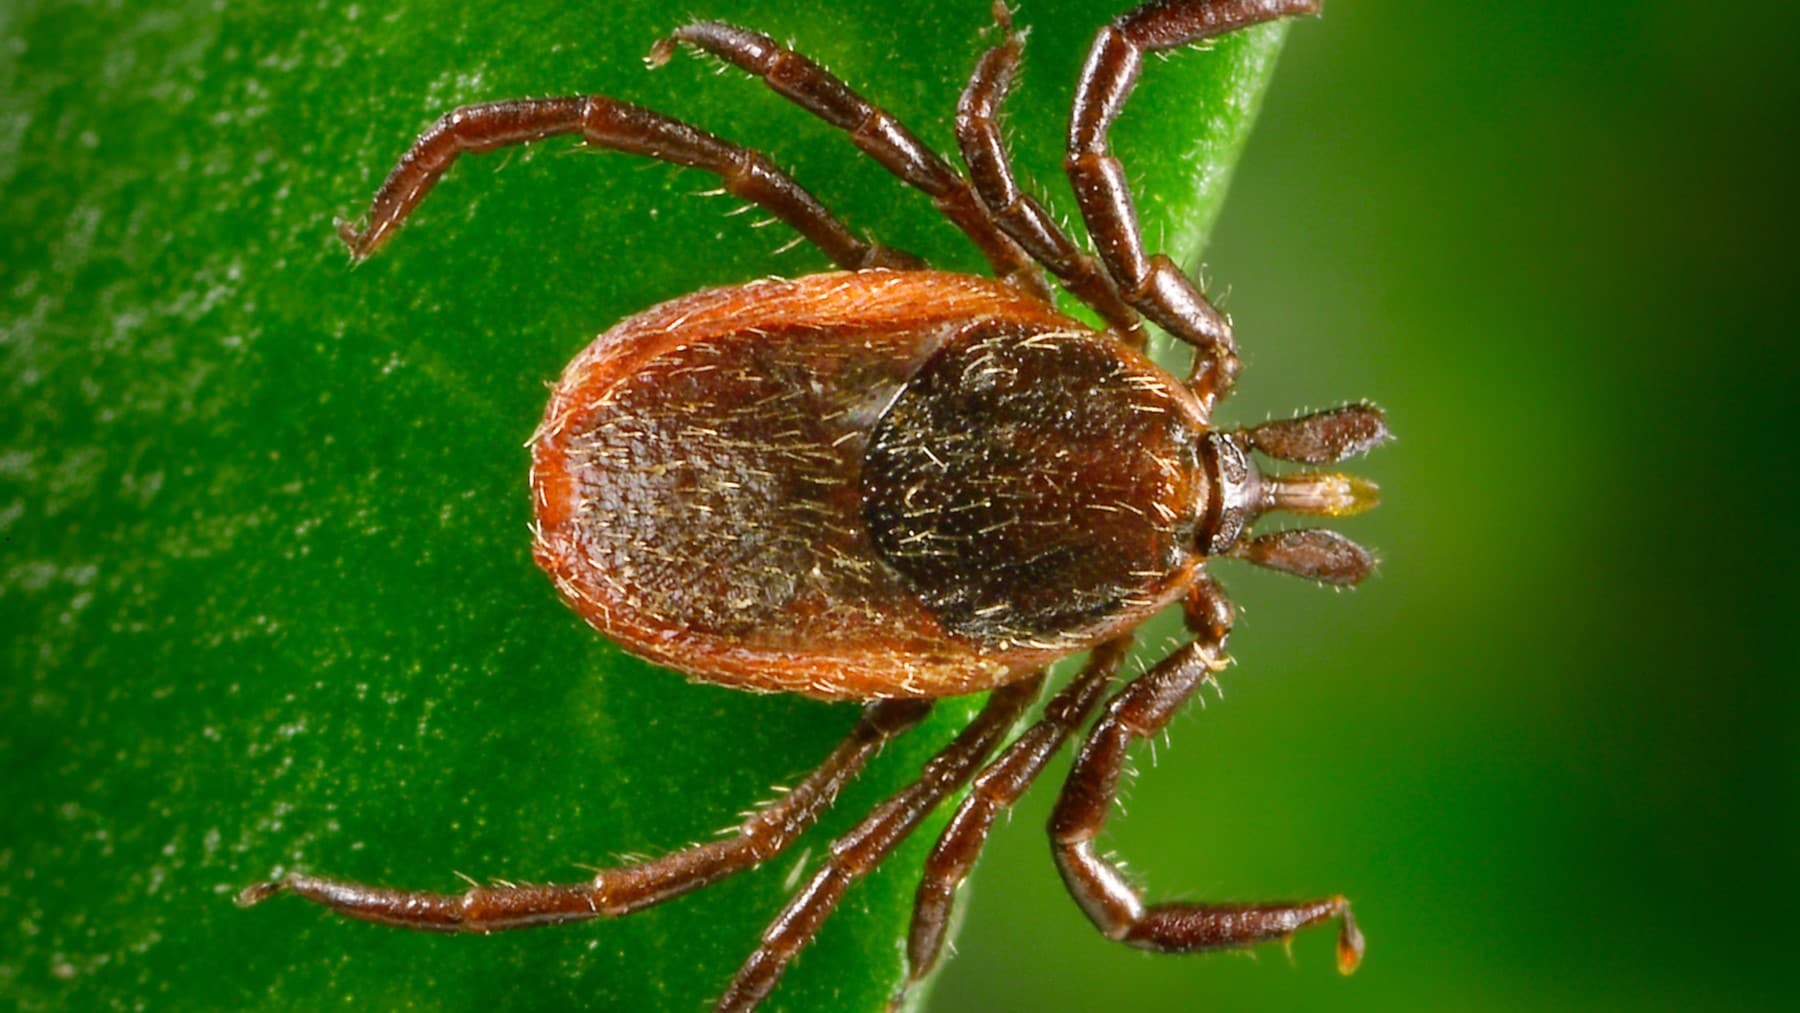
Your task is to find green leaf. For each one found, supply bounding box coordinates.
[0,1,1289,1009]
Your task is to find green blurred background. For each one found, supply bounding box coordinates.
[937,2,1800,1009]
[3,1,1795,1010]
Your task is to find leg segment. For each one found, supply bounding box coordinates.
[1048,572,1365,973]
[895,637,1130,1004]
[714,676,1044,1012]
[337,95,922,270]
[236,698,931,932]
[956,11,1146,345]
[650,23,1053,299]
[1068,0,1322,411]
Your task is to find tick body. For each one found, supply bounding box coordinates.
[244,2,1388,1009]
[533,270,1206,699]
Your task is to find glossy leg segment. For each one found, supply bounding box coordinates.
[715,676,1044,1013]
[650,22,1054,299]
[1068,0,1321,411]
[956,10,1146,346]
[235,699,931,932]
[336,95,921,270]
[895,638,1130,1004]
[1049,574,1365,972]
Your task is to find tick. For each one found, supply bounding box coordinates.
[241,1,1387,1008]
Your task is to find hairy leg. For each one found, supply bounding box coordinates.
[651,22,1052,297]
[1068,0,1322,411]
[337,95,922,270]
[895,637,1129,1006]
[715,676,1045,1012]
[1049,572,1364,971]
[956,9,1145,344]
[237,698,931,931]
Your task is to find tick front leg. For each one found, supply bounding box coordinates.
[338,95,921,271]
[1068,0,1322,411]
[237,698,930,932]
[1048,574,1365,973]
[955,8,1145,344]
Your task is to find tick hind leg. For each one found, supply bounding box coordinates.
[1068,0,1322,411]
[650,21,1053,299]
[236,698,930,932]
[893,638,1129,1009]
[337,95,922,271]
[1049,574,1365,972]
[714,675,1044,1012]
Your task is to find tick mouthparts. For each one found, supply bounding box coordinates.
[1227,528,1375,586]
[1262,470,1380,518]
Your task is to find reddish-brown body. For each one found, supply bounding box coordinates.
[531,271,1207,699]
[244,4,1385,1010]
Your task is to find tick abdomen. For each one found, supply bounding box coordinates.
[531,271,1207,698]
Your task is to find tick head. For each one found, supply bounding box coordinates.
[1203,404,1390,586]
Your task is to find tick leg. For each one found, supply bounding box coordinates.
[893,638,1129,1006]
[236,698,931,932]
[337,95,922,270]
[1048,573,1365,973]
[650,22,1053,299]
[957,9,1146,345]
[1068,0,1321,412]
[714,676,1044,1013]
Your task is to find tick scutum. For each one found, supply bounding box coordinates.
[863,324,1208,653]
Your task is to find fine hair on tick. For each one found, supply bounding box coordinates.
[241,3,1386,1010]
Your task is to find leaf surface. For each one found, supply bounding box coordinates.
[0,1,1291,1008]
